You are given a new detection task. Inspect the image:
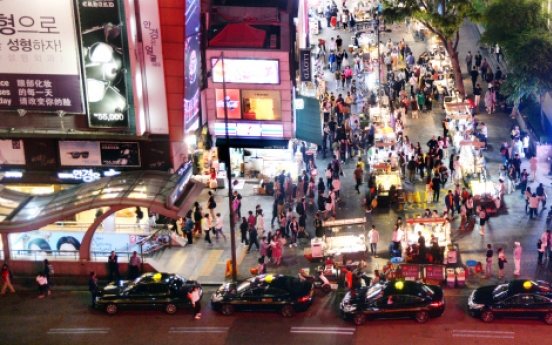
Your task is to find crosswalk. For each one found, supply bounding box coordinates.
[452,330,515,339]
[47,328,110,335]
[290,326,356,336]
[169,327,229,334]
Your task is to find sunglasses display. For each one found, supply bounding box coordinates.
[67,151,90,159]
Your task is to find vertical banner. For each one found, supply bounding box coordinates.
[0,0,84,113]
[184,34,201,131]
[138,0,169,134]
[299,49,312,82]
[79,0,131,128]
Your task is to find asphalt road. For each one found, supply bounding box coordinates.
[0,288,545,345]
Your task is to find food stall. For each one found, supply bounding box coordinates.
[457,140,485,180]
[470,181,501,214]
[306,218,366,265]
[404,217,451,264]
[375,173,402,207]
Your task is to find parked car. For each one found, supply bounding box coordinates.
[211,274,314,317]
[468,279,552,324]
[340,279,445,325]
[95,272,202,315]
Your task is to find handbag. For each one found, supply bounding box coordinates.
[311,168,318,176]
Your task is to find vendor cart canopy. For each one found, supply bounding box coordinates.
[209,23,267,48]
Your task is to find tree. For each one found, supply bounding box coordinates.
[382,0,482,96]
[482,0,552,126]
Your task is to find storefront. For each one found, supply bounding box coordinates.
[404,217,451,264]
[306,218,366,264]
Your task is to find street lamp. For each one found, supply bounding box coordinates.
[209,51,238,283]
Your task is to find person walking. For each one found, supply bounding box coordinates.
[202,213,212,244]
[478,207,487,236]
[193,202,203,236]
[465,51,473,74]
[108,251,120,282]
[36,272,50,298]
[184,215,194,244]
[513,242,522,276]
[529,193,539,219]
[247,224,260,252]
[538,238,546,266]
[270,235,283,265]
[88,271,98,307]
[529,155,538,182]
[215,213,227,240]
[354,164,363,194]
[431,173,441,202]
[543,230,552,261]
[470,66,479,90]
[444,190,455,217]
[483,244,493,278]
[239,217,249,246]
[288,217,299,248]
[128,251,141,279]
[256,212,265,235]
[207,191,217,218]
[368,225,379,257]
[188,286,202,319]
[43,259,53,286]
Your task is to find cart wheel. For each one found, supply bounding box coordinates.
[480,309,494,323]
[414,311,429,323]
[221,304,235,316]
[280,305,296,318]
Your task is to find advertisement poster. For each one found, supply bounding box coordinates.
[215,89,241,119]
[0,0,84,113]
[24,139,58,171]
[9,230,144,256]
[185,0,200,37]
[100,142,141,167]
[59,141,101,167]
[139,0,169,134]
[184,34,201,131]
[79,0,131,128]
[211,58,280,84]
[241,90,282,120]
[0,140,26,165]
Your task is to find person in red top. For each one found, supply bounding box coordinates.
[1,264,15,294]
[466,96,476,116]
[247,211,256,230]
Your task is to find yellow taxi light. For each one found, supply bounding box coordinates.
[395,281,404,290]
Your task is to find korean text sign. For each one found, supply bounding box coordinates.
[0,0,84,112]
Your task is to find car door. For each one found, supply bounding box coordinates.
[126,284,150,310]
[494,295,522,318]
[530,294,552,318]
[397,295,425,318]
[371,295,399,319]
[149,284,171,310]
[262,288,289,310]
[239,288,263,311]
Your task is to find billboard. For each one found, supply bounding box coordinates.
[215,89,241,119]
[0,0,84,113]
[59,141,141,167]
[0,140,26,165]
[184,34,201,130]
[79,0,132,128]
[185,0,200,37]
[211,58,280,84]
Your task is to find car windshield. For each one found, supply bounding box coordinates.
[493,284,509,296]
[421,285,434,296]
[237,282,250,293]
[365,285,383,301]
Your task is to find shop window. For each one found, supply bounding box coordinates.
[215,89,282,121]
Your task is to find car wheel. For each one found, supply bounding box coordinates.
[544,312,552,325]
[353,313,367,325]
[165,303,177,315]
[106,304,117,315]
[480,309,494,323]
[280,305,296,317]
[221,304,235,316]
[322,284,332,292]
[415,311,429,324]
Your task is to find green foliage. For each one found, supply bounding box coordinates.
[481,0,548,56]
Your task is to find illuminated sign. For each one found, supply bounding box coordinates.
[214,122,283,137]
[211,58,280,84]
[215,89,241,119]
[294,99,305,110]
[4,171,23,178]
[58,169,101,183]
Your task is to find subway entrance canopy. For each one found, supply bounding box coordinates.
[0,170,205,260]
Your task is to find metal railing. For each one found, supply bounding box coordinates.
[10,249,80,261]
[51,221,165,233]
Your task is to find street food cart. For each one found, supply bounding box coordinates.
[308,218,366,265]
[404,217,451,264]
[470,181,501,215]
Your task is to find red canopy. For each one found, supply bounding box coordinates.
[209,23,267,48]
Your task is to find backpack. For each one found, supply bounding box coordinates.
[325,169,332,178]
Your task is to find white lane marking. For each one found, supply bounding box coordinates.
[452,330,514,339]
[290,326,355,336]
[169,327,229,333]
[47,328,109,335]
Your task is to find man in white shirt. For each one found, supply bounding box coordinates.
[215,213,227,240]
[368,225,379,257]
[128,251,141,279]
[329,37,337,51]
